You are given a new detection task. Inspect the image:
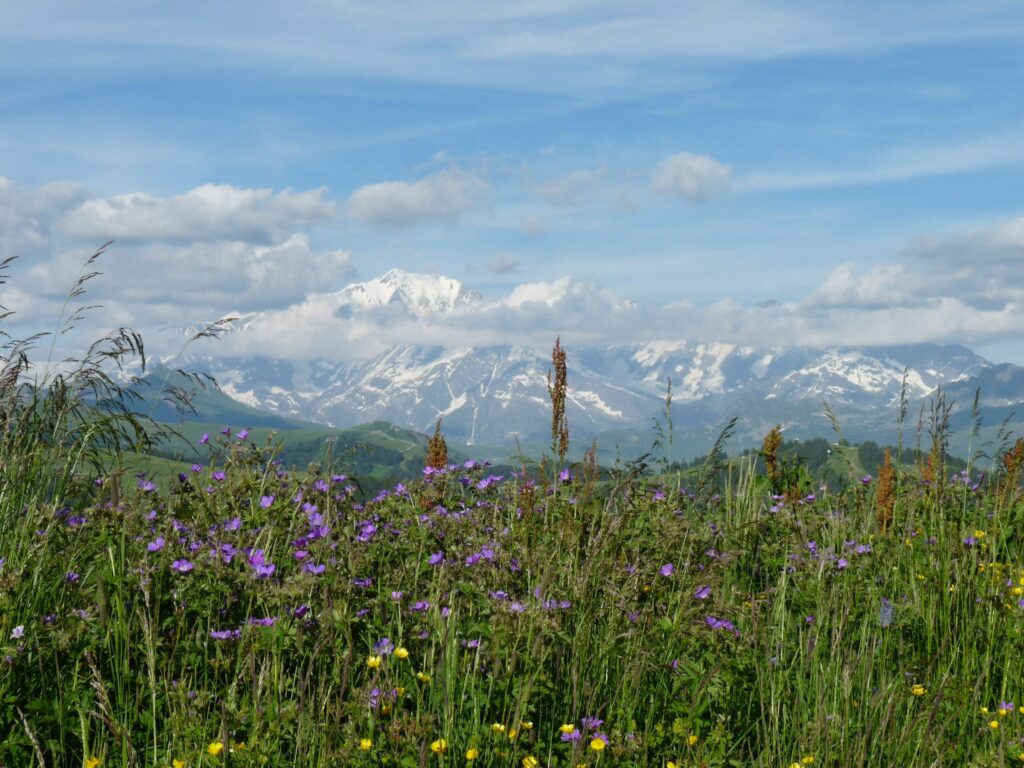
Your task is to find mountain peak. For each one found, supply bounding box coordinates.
[335,269,481,317]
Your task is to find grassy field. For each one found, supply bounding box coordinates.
[3,414,1024,766]
[1,304,1023,767]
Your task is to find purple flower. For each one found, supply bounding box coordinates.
[65,572,80,583]
[428,551,444,566]
[860,474,872,485]
[352,577,373,589]
[11,625,24,639]
[198,433,210,445]
[212,471,226,483]
[963,535,977,547]
[137,478,156,493]
[220,427,231,436]
[304,563,326,575]
[561,729,581,743]
[374,637,394,654]
[237,428,250,440]
[147,537,165,552]
[171,559,194,574]
[705,615,739,636]
[855,543,872,555]
[836,558,848,570]
[580,716,603,733]
[659,563,675,577]
[693,585,711,600]
[558,468,573,483]
[225,517,242,532]
[410,600,430,613]
[210,629,240,640]
[259,495,275,508]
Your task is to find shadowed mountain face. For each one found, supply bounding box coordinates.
[175,271,1015,455]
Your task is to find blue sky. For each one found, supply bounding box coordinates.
[2,1,1024,362]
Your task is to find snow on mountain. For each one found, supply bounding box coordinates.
[331,269,480,317]
[180,271,1004,449]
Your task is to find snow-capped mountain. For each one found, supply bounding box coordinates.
[180,270,1010,453]
[331,269,480,317]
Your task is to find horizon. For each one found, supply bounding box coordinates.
[2,3,1024,365]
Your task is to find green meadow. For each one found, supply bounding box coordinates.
[1,316,1023,768]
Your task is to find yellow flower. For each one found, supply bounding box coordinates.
[990,720,1000,730]
[173,761,186,768]
[381,703,392,715]
[431,738,448,754]
[790,763,801,768]
[520,720,534,730]
[396,686,406,696]
[911,684,926,697]
[466,747,479,760]
[802,758,815,765]
[522,757,539,768]
[590,736,607,751]
[85,759,101,768]
[359,738,373,751]
[559,723,576,734]
[1000,708,1010,717]
[367,655,382,669]
[507,728,519,741]
[417,671,431,683]
[974,529,987,538]
[207,742,224,757]
[394,646,410,659]
[688,733,698,746]
[981,706,990,714]
[668,763,679,768]
[491,723,506,733]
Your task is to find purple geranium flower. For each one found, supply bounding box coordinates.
[198,433,210,445]
[659,563,675,577]
[147,537,165,552]
[171,559,194,574]
[694,585,711,600]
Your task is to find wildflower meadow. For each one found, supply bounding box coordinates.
[1,292,1023,767]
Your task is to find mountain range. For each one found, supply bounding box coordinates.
[178,269,1022,461]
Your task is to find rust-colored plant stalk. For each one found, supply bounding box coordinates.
[876,448,896,534]
[762,425,783,492]
[548,336,569,463]
[1000,437,1024,497]
[425,418,448,470]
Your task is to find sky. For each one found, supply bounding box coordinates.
[2,1,1024,364]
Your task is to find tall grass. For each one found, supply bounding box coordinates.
[1,261,1023,766]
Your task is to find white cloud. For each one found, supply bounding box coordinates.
[59,183,338,243]
[651,152,731,201]
[347,168,486,228]
[0,177,91,258]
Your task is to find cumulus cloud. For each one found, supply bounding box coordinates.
[651,152,731,201]
[809,215,1024,311]
[0,179,354,354]
[215,211,1024,361]
[59,183,338,243]
[347,167,486,228]
[0,177,91,259]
